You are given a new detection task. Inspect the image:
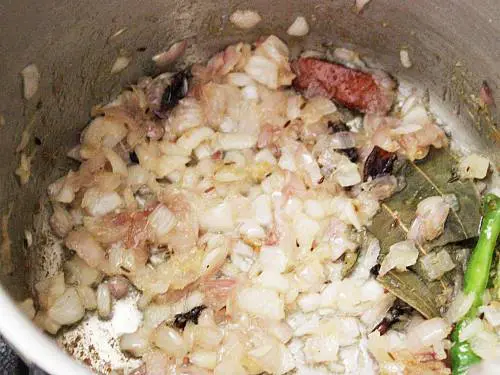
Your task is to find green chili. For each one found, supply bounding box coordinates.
[451,194,500,375]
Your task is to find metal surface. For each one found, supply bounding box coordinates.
[0,0,498,374]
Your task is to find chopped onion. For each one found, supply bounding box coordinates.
[108,28,127,40]
[294,213,320,254]
[259,246,288,273]
[297,293,321,312]
[419,249,455,280]
[301,96,337,125]
[459,153,490,180]
[153,325,188,358]
[332,48,366,68]
[77,286,97,310]
[253,194,273,226]
[408,196,450,244]
[330,132,358,149]
[97,283,112,319]
[237,287,285,320]
[64,255,102,286]
[201,246,229,276]
[16,128,31,153]
[354,0,372,13]
[148,204,177,244]
[191,325,223,350]
[327,196,362,230]
[361,293,396,330]
[406,317,451,351]
[65,229,106,269]
[287,16,309,37]
[34,312,61,335]
[399,49,412,68]
[214,359,246,375]
[479,302,500,327]
[17,298,36,320]
[244,55,279,89]
[304,335,339,363]
[256,271,290,293]
[199,201,234,232]
[120,329,151,357]
[176,127,214,153]
[104,148,128,176]
[152,40,187,68]
[49,204,74,238]
[24,229,33,248]
[247,338,294,374]
[36,36,467,368]
[226,72,254,87]
[215,133,257,150]
[230,10,262,29]
[82,188,123,217]
[379,240,419,276]
[111,56,131,74]
[47,287,85,326]
[334,154,362,187]
[190,351,218,370]
[83,116,128,150]
[469,330,500,360]
[168,97,205,134]
[459,318,483,342]
[15,152,33,185]
[142,351,171,375]
[35,273,65,311]
[445,291,475,323]
[127,164,151,188]
[21,64,40,100]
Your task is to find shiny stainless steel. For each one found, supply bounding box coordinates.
[0,0,498,374]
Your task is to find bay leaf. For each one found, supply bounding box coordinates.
[369,147,482,318]
[341,250,358,279]
[382,245,470,319]
[377,270,440,319]
[370,147,481,256]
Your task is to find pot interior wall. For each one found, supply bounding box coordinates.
[0,0,498,370]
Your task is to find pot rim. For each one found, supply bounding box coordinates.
[0,286,89,375]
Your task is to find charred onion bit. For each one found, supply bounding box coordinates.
[340,147,359,163]
[327,121,349,133]
[173,305,206,329]
[363,146,397,181]
[479,80,495,107]
[129,151,139,164]
[328,121,358,162]
[292,57,396,114]
[374,300,413,335]
[159,71,189,115]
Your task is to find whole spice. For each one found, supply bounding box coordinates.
[374,299,413,335]
[173,305,206,329]
[363,146,397,181]
[158,71,189,116]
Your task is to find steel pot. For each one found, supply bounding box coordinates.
[0,0,498,374]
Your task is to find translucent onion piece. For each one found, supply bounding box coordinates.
[379,240,419,276]
[97,283,112,319]
[47,287,85,326]
[230,10,262,29]
[287,16,309,37]
[21,63,40,100]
